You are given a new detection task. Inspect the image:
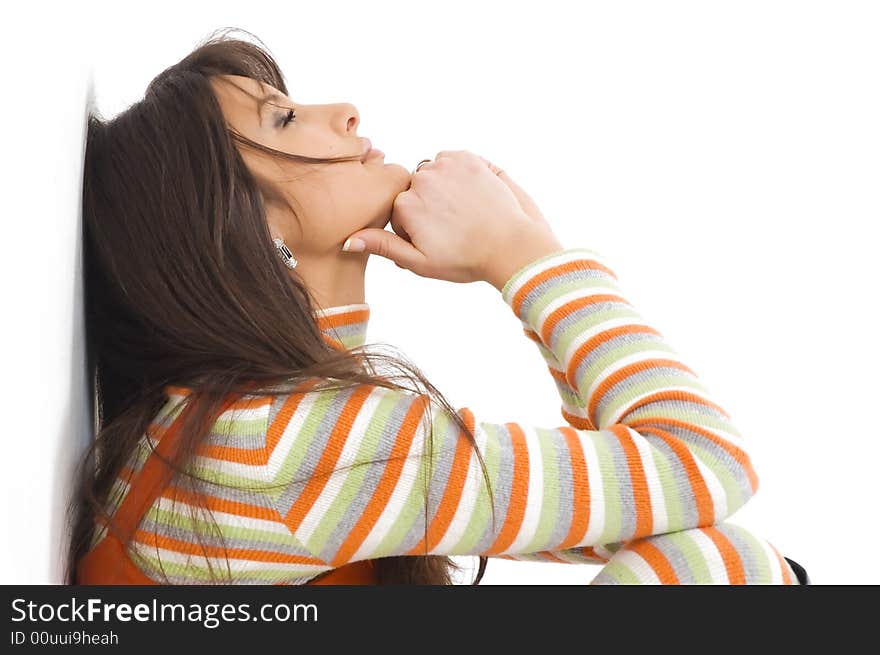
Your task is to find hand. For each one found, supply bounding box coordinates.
[342,150,561,287]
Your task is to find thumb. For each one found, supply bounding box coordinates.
[342,228,427,271]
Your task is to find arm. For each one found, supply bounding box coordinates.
[265,247,758,566]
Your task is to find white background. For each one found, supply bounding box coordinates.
[2,0,878,584]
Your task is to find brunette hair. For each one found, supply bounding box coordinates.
[65,27,494,585]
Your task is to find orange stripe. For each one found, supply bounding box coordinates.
[131,528,324,566]
[589,358,697,425]
[194,379,318,464]
[314,307,369,331]
[561,407,596,430]
[769,543,794,585]
[334,395,429,565]
[579,546,611,563]
[153,484,284,522]
[541,293,630,345]
[282,385,374,535]
[558,427,591,549]
[509,257,618,317]
[547,366,569,384]
[486,423,530,555]
[265,378,320,455]
[108,406,191,543]
[566,324,664,392]
[523,328,543,344]
[408,407,475,554]
[636,426,715,525]
[629,540,680,583]
[608,424,653,539]
[618,388,731,423]
[540,551,570,563]
[626,415,759,494]
[702,526,746,584]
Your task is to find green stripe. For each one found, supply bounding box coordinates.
[451,421,501,553]
[308,391,399,555]
[525,428,559,552]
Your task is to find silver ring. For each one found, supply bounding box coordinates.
[413,158,432,173]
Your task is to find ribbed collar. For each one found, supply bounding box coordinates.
[164,302,370,398]
[312,302,370,351]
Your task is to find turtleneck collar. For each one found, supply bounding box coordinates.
[164,302,370,399]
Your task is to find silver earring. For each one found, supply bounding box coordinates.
[273,237,298,269]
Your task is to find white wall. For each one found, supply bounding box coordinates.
[3,0,878,584]
[0,9,94,583]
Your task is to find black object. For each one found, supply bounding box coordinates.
[784,556,810,585]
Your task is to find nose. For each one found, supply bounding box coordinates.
[338,102,359,134]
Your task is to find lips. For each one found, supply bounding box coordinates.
[360,137,373,162]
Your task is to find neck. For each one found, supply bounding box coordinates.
[291,249,369,309]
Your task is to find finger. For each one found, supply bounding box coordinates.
[341,227,427,271]
[477,156,545,221]
[496,170,544,220]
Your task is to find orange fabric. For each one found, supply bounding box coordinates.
[75,392,378,586]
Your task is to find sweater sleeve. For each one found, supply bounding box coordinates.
[264,247,758,569]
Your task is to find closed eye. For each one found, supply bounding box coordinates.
[279,108,296,128]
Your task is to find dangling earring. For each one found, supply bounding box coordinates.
[273,237,298,269]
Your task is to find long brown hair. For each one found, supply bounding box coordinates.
[65,27,494,585]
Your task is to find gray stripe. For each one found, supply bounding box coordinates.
[513,268,611,323]
[714,523,765,584]
[570,330,665,391]
[648,532,696,583]
[472,423,515,553]
[640,435,700,529]
[274,386,360,515]
[593,365,698,425]
[659,422,752,502]
[138,513,316,559]
[598,428,637,541]
[544,428,575,550]
[544,298,632,355]
[319,392,418,561]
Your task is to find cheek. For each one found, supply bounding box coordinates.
[332,165,402,225]
[288,166,396,246]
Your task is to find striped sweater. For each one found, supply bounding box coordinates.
[91,247,776,584]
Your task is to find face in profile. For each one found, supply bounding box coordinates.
[210,74,412,258]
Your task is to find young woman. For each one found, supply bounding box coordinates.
[68,29,807,585]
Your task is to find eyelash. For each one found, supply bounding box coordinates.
[279,108,296,128]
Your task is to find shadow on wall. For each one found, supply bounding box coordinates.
[48,73,97,584]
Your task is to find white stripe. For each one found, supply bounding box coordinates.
[350,393,428,561]
[534,284,624,333]
[264,390,321,479]
[214,403,271,425]
[685,529,729,584]
[433,418,487,553]
[501,249,606,302]
[130,544,328,576]
[603,549,662,584]
[506,426,545,554]
[560,317,653,376]
[626,427,669,534]
[692,452,728,521]
[616,400,750,453]
[593,543,616,561]
[312,302,369,317]
[587,348,691,403]
[579,435,605,545]
[604,385,719,426]
[295,386,387,544]
[755,534,785,584]
[150,495,293,536]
